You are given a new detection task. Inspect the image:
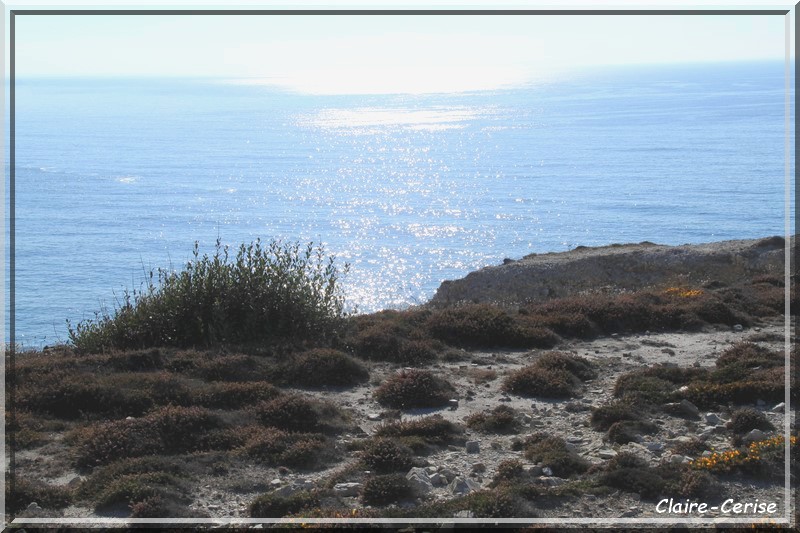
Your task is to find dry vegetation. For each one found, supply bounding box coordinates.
[5,238,796,525]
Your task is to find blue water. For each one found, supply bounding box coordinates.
[6,60,794,346]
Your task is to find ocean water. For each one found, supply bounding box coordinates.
[6,60,794,346]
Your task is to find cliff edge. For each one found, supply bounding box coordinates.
[430,235,794,307]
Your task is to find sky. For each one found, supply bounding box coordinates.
[11,12,790,94]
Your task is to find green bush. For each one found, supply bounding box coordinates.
[373,369,455,409]
[238,427,331,470]
[69,239,348,351]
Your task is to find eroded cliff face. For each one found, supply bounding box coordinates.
[430,236,794,307]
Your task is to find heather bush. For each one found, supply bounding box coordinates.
[250,490,319,517]
[360,474,412,505]
[276,348,369,387]
[373,369,455,409]
[6,474,72,515]
[613,365,707,405]
[502,366,576,398]
[590,401,642,431]
[373,415,464,451]
[360,437,414,473]
[465,405,520,434]
[72,405,223,467]
[239,427,331,469]
[535,351,597,381]
[728,407,775,435]
[426,303,557,349]
[521,433,589,478]
[191,381,281,409]
[69,239,348,351]
[253,394,350,434]
[607,420,658,445]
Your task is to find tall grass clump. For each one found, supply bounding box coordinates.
[68,239,348,351]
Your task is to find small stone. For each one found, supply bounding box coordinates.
[27,502,42,511]
[471,462,486,473]
[448,399,459,410]
[429,473,445,486]
[526,465,543,476]
[542,466,553,476]
[670,454,686,464]
[733,324,743,332]
[465,440,480,453]
[773,402,786,413]
[490,441,502,450]
[597,449,617,460]
[453,509,474,518]
[646,442,664,452]
[702,450,713,458]
[680,399,700,418]
[367,413,381,421]
[406,467,433,496]
[538,476,566,487]
[270,478,282,487]
[705,413,721,425]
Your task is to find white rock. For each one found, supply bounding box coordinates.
[670,454,686,464]
[733,324,743,332]
[597,449,617,460]
[448,476,481,495]
[743,429,768,443]
[367,413,381,421]
[542,466,553,476]
[406,468,434,497]
[333,482,362,497]
[538,476,566,487]
[773,402,786,413]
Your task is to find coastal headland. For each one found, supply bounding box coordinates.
[6,235,796,528]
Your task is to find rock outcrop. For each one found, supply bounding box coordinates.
[430,236,793,307]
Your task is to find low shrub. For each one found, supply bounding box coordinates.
[613,365,707,405]
[253,394,350,434]
[239,427,331,470]
[590,401,642,431]
[166,351,266,382]
[373,369,455,409]
[360,474,412,506]
[715,342,784,370]
[249,490,319,518]
[680,381,785,409]
[458,489,522,518]
[534,352,597,381]
[276,349,369,387]
[192,381,281,409]
[728,408,775,435]
[69,239,348,351]
[465,405,520,434]
[493,459,525,484]
[373,415,464,451]
[360,437,414,473]
[607,420,657,445]
[426,304,557,349]
[6,474,72,515]
[72,405,223,467]
[521,433,589,478]
[502,366,577,398]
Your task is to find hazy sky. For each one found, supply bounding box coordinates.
[13,12,789,94]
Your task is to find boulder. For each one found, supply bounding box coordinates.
[448,476,481,495]
[333,482,362,497]
[406,468,434,497]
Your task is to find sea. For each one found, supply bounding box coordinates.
[5,60,795,347]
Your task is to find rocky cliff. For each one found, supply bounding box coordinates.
[430,236,794,307]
